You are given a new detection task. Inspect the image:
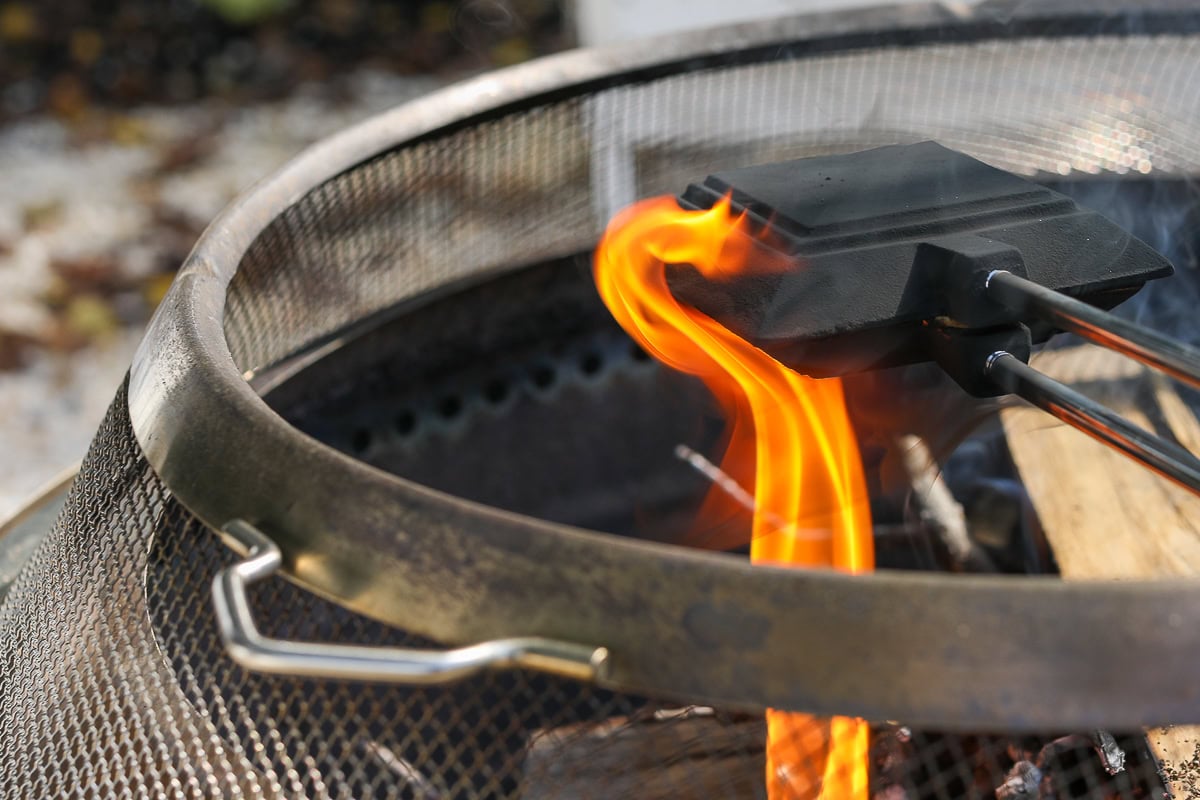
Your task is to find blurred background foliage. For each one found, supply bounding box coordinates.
[0,0,571,515]
[0,0,569,120]
[0,0,571,372]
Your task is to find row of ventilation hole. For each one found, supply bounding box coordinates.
[348,339,653,455]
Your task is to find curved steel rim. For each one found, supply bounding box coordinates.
[129,1,1200,729]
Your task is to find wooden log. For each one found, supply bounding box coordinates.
[522,710,767,799]
[1001,344,1200,795]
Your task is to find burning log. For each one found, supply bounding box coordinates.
[522,709,767,800]
[1002,343,1200,796]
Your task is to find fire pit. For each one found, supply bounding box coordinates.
[3,2,1200,798]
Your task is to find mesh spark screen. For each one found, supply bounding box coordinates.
[3,22,1200,799]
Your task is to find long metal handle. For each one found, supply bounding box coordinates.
[986,269,1200,390]
[212,519,609,684]
[986,351,1200,495]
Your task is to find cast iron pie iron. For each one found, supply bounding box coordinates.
[673,141,1200,494]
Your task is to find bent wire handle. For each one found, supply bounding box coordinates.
[212,519,609,684]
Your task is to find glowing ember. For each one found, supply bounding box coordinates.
[593,194,874,799]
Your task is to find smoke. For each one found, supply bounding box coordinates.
[1046,172,1200,408]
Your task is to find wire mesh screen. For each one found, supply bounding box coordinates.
[0,383,1170,798]
[2,17,1200,800]
[226,34,1200,374]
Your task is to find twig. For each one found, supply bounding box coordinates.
[365,741,443,799]
[673,444,831,542]
[896,434,996,572]
[674,444,757,514]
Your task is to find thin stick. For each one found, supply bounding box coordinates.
[673,444,831,542]
[896,435,996,572]
[674,444,759,514]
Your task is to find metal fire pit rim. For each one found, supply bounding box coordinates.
[128,1,1200,730]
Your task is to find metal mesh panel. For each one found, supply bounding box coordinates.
[0,383,1169,798]
[226,101,592,372]
[226,35,1200,373]
[3,21,1200,800]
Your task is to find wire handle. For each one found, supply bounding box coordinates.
[212,519,609,684]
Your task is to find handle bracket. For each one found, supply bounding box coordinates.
[212,519,609,685]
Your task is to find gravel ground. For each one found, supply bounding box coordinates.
[0,70,439,519]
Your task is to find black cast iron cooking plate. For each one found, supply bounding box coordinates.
[260,166,1200,568]
[673,142,1174,378]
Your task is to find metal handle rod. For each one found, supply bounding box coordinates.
[986,269,1200,390]
[213,519,609,684]
[986,351,1200,495]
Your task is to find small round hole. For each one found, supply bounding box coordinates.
[580,352,603,376]
[484,379,509,404]
[629,343,651,362]
[438,395,463,419]
[394,410,417,436]
[351,429,371,453]
[531,365,556,389]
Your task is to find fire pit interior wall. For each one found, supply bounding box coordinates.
[2,8,1200,799]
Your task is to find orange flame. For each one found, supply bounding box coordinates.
[594,194,874,800]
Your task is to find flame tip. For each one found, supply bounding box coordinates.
[594,192,872,800]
